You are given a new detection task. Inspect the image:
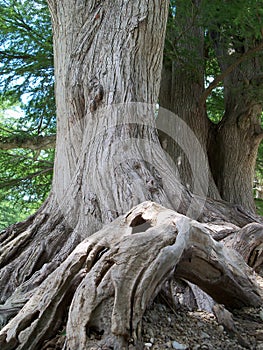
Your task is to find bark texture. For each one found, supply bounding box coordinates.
[208,34,263,212]
[0,202,262,350]
[0,135,56,150]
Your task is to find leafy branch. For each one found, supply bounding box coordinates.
[0,134,56,150]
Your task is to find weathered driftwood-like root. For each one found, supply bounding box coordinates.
[174,220,262,308]
[229,223,263,273]
[0,202,262,350]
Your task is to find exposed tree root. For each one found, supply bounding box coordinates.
[0,202,262,350]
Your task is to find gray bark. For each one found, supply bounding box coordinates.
[210,94,263,213]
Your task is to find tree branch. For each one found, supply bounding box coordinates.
[0,51,34,60]
[200,42,263,107]
[0,168,53,189]
[0,135,56,150]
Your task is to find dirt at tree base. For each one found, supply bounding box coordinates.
[42,276,262,350]
[140,275,263,350]
[43,302,263,350]
[140,301,263,350]
[44,306,263,350]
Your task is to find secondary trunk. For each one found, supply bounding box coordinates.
[210,101,262,213]
[160,1,263,212]
[209,34,263,213]
[210,85,263,213]
[158,0,221,200]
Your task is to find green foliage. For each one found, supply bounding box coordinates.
[255,135,263,189]
[0,147,54,202]
[166,0,263,123]
[255,199,263,216]
[201,0,263,42]
[0,0,55,132]
[206,88,224,124]
[164,0,205,77]
[0,0,54,227]
[0,111,54,228]
[0,197,32,230]
[256,141,263,177]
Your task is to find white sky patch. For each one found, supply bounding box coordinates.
[4,106,25,119]
[205,75,214,88]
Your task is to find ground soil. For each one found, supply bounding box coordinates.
[141,275,263,350]
[42,275,263,350]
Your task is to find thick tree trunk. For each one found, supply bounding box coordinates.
[0,1,262,349]
[49,0,174,227]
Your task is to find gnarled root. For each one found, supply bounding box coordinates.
[0,202,262,350]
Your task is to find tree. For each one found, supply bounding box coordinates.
[0,1,262,349]
[159,0,219,200]
[159,0,263,212]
